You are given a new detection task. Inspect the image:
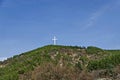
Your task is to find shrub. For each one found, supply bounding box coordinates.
[87,46,103,54]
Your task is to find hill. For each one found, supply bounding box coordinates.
[0,45,120,80]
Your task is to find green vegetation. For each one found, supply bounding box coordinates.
[87,46,104,54]
[0,45,120,80]
[88,52,120,70]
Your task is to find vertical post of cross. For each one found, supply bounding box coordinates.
[52,36,57,45]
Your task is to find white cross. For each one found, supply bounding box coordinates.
[52,36,57,45]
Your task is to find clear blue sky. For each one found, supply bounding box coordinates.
[0,0,120,60]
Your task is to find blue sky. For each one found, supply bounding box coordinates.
[0,0,120,60]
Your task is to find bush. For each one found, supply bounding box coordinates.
[87,53,120,70]
[87,46,103,54]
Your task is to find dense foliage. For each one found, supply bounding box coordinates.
[87,46,104,54]
[0,45,120,80]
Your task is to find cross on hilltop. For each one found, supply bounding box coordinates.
[52,36,57,45]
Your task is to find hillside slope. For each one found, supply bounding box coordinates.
[0,45,120,80]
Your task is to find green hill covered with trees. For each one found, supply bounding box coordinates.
[0,45,120,80]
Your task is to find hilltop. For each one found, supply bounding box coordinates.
[0,45,120,80]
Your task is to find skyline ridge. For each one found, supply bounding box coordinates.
[0,0,120,59]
